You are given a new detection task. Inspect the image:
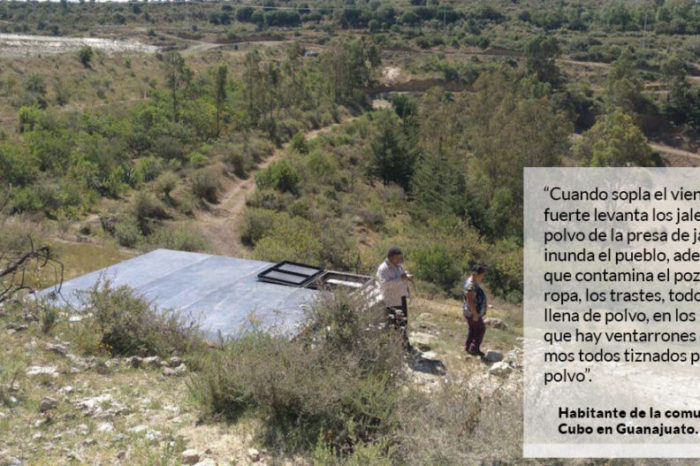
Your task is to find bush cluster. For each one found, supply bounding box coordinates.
[66,279,203,358]
[189,291,405,456]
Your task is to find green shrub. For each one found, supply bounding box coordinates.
[78,46,94,67]
[313,436,394,465]
[221,134,275,169]
[255,159,300,194]
[244,136,275,163]
[152,134,186,161]
[356,207,384,229]
[134,156,164,183]
[188,151,209,167]
[289,197,314,219]
[189,291,404,455]
[305,150,338,184]
[103,165,128,198]
[290,132,309,154]
[39,302,61,335]
[150,225,207,252]
[114,216,142,247]
[191,167,221,203]
[240,208,278,246]
[9,186,42,213]
[411,243,462,295]
[154,171,179,202]
[0,348,26,407]
[133,190,169,222]
[252,214,322,264]
[69,279,203,357]
[316,219,358,270]
[485,238,523,302]
[225,152,253,178]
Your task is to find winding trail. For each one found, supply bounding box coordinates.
[196,118,356,256]
[649,142,700,166]
[570,132,700,165]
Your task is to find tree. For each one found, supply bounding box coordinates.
[524,35,561,85]
[214,64,227,137]
[236,6,254,22]
[78,45,93,68]
[321,38,381,105]
[574,110,654,167]
[243,50,263,126]
[409,89,467,220]
[281,42,304,107]
[161,52,192,123]
[603,2,632,30]
[661,54,700,129]
[410,148,468,220]
[250,9,265,29]
[467,71,572,218]
[367,110,416,190]
[401,10,420,26]
[605,48,648,118]
[0,142,38,186]
[391,93,419,133]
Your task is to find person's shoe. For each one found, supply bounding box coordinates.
[466,348,480,356]
[476,349,486,358]
[404,344,421,362]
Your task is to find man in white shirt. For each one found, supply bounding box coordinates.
[376,246,414,350]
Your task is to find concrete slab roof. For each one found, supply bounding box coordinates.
[37,248,320,338]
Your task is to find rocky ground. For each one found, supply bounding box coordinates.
[0,296,523,466]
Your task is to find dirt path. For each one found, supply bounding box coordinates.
[649,142,699,159]
[149,29,293,56]
[201,114,698,256]
[196,119,355,257]
[650,142,700,166]
[558,58,611,69]
[570,132,700,165]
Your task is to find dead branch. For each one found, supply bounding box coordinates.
[0,242,64,304]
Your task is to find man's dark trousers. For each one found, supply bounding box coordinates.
[386,296,410,349]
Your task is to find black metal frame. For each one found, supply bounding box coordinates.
[257,261,372,292]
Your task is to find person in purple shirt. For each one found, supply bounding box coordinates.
[463,264,488,358]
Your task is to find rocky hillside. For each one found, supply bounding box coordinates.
[0,292,523,465]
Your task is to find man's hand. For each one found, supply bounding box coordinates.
[472,314,480,323]
[406,273,414,282]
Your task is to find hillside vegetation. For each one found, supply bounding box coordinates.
[1,0,699,464]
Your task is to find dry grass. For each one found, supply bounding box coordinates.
[49,240,137,284]
[0,302,266,465]
[407,295,522,375]
[0,40,293,134]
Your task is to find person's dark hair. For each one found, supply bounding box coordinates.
[387,246,403,259]
[471,263,487,275]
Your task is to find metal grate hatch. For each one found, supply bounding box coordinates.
[257,261,324,287]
